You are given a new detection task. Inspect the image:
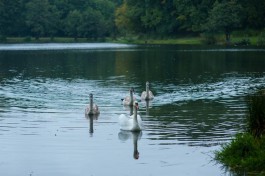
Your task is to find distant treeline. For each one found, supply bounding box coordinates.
[0,0,265,40]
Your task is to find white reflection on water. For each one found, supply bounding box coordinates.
[0,43,136,51]
[152,75,265,106]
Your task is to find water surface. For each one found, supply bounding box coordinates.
[1,43,265,175]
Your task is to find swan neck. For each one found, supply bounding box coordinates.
[133,106,138,123]
[130,91,133,105]
[90,98,93,111]
[133,134,138,151]
[146,85,149,97]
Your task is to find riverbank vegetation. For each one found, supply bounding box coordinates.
[0,0,265,46]
[215,90,265,174]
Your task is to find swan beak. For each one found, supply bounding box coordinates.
[135,102,139,109]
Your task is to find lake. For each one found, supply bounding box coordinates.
[0,43,265,176]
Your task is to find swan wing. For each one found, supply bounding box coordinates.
[123,96,136,106]
[93,104,100,114]
[148,91,154,99]
[85,106,91,115]
[141,91,147,99]
[137,115,144,129]
[119,114,133,130]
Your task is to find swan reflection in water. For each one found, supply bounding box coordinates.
[118,131,142,159]
[141,99,152,116]
[85,114,99,135]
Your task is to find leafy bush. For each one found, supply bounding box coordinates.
[0,35,7,42]
[23,36,32,42]
[257,30,265,46]
[201,33,217,45]
[234,38,250,46]
[215,133,265,172]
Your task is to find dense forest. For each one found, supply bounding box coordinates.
[0,0,265,41]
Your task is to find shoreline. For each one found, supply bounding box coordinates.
[0,36,262,46]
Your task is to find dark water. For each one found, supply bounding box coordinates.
[1,43,265,176]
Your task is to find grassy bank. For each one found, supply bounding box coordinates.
[0,34,263,46]
[215,90,265,175]
[215,133,265,175]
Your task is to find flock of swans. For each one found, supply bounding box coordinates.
[85,81,154,132]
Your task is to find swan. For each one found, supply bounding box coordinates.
[85,93,100,115]
[122,88,136,106]
[141,81,154,100]
[119,101,143,131]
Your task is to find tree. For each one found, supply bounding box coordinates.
[238,0,265,29]
[0,0,23,37]
[79,7,106,39]
[25,0,59,39]
[205,0,243,43]
[64,10,82,40]
[141,8,162,32]
[115,1,136,35]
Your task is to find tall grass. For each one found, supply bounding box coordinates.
[247,90,265,138]
[215,133,265,173]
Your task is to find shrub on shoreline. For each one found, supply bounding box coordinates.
[215,133,265,173]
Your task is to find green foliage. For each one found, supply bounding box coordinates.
[23,36,31,42]
[205,0,243,42]
[0,0,23,36]
[141,8,162,29]
[246,91,265,138]
[0,0,265,41]
[201,33,217,45]
[215,133,265,173]
[25,0,59,39]
[234,38,250,46]
[64,10,82,39]
[0,35,6,42]
[257,30,265,47]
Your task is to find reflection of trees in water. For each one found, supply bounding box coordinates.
[1,47,265,82]
[118,131,142,160]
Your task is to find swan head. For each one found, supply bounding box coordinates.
[134,151,139,160]
[146,81,150,86]
[89,93,93,99]
[130,87,135,94]
[134,101,139,109]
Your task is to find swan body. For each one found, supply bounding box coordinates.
[85,93,100,115]
[119,101,143,131]
[141,82,154,100]
[122,88,136,106]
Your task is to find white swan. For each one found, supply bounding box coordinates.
[122,88,136,106]
[141,81,154,100]
[119,101,143,131]
[85,93,100,115]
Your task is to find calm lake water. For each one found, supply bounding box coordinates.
[1,43,265,176]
